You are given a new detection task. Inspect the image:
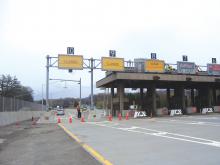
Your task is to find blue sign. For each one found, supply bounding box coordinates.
[177,61,196,74]
[67,47,74,55]
[109,50,116,57]
[207,64,220,75]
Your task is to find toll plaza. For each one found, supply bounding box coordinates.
[96,55,220,117]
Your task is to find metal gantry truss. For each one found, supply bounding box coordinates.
[45,54,210,110]
[46,55,101,110]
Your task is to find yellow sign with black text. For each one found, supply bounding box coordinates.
[101,57,124,71]
[145,59,165,72]
[58,55,83,70]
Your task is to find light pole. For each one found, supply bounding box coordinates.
[49,78,81,106]
[46,55,50,111]
[79,78,81,106]
[90,58,94,110]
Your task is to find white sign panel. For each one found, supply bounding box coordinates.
[202,108,213,114]
[170,109,182,116]
[134,111,147,118]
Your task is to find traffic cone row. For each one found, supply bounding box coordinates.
[56,112,130,124]
[57,116,86,124]
[106,112,130,121]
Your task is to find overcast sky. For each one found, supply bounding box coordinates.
[1,0,220,100]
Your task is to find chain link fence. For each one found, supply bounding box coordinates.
[0,96,45,112]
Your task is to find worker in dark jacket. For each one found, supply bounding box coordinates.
[77,105,81,118]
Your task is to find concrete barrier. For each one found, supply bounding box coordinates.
[213,106,220,113]
[156,107,168,116]
[186,107,197,114]
[0,111,44,126]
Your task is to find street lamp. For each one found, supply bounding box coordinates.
[49,78,82,107]
[78,78,82,106]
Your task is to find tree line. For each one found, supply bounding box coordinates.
[0,74,33,101]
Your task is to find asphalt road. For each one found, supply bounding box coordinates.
[62,114,220,165]
[0,120,100,165]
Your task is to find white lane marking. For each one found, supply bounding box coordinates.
[88,121,220,148]
[187,116,220,120]
[156,119,220,127]
[88,121,119,127]
[118,126,139,131]
[189,122,205,125]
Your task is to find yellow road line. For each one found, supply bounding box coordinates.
[58,123,113,165]
[59,124,81,143]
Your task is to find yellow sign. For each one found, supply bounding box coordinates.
[58,55,83,70]
[145,59,165,72]
[101,57,124,71]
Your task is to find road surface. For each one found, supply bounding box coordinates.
[0,120,100,165]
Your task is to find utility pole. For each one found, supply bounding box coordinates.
[46,55,49,111]
[90,58,94,110]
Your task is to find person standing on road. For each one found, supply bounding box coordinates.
[77,104,81,118]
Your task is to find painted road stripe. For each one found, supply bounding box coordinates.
[59,124,81,143]
[156,119,220,127]
[58,123,113,165]
[88,121,220,148]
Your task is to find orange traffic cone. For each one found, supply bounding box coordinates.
[69,116,72,124]
[118,113,122,121]
[32,119,36,125]
[125,112,129,120]
[81,116,85,122]
[57,117,61,123]
[108,114,112,121]
[16,121,20,127]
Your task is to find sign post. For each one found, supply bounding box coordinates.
[46,55,50,111]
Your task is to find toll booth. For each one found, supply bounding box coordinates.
[97,64,220,116]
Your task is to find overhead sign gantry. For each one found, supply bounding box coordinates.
[46,50,220,111]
